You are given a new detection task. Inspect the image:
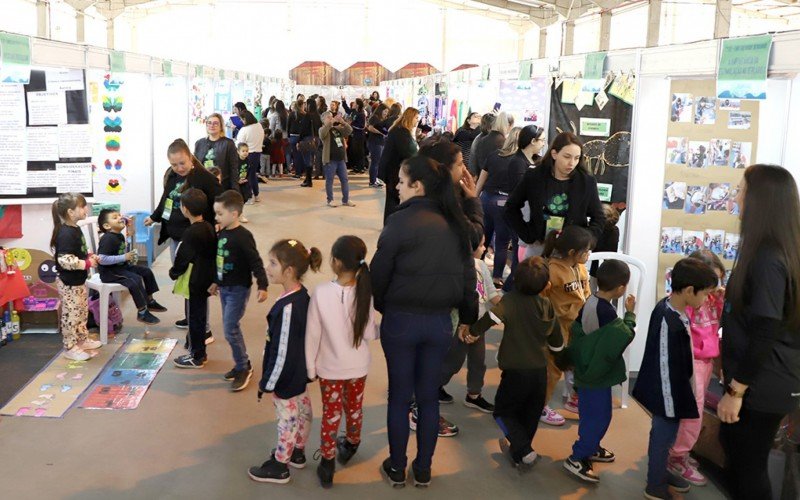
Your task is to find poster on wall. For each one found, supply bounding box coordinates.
[656,79,760,298]
[498,79,548,129]
[549,75,633,208]
[717,34,771,101]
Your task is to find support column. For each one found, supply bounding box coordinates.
[106,17,115,49]
[441,8,447,73]
[76,9,86,43]
[37,0,51,39]
[714,0,732,39]
[563,21,575,56]
[599,10,612,51]
[539,28,547,58]
[646,0,662,47]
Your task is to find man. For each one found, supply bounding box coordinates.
[319,111,355,208]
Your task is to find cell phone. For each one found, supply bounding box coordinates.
[493,102,502,112]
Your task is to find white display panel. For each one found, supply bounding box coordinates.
[152,76,189,210]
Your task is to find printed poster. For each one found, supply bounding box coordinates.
[717,34,771,100]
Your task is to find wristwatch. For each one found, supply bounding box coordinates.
[726,384,746,398]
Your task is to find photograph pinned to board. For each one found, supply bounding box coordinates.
[685,185,709,215]
[665,267,674,295]
[719,98,741,111]
[707,183,732,211]
[694,97,717,125]
[688,141,710,168]
[728,111,752,130]
[682,230,705,256]
[661,227,683,254]
[665,137,688,165]
[663,181,687,210]
[708,138,731,166]
[730,141,752,168]
[704,229,725,256]
[670,93,693,122]
[594,90,609,110]
[723,233,740,261]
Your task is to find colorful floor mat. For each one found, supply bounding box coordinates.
[80,338,176,410]
[0,335,127,418]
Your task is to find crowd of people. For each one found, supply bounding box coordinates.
[46,89,800,500]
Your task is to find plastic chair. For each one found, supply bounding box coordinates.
[585,251,647,409]
[125,211,155,267]
[77,217,128,345]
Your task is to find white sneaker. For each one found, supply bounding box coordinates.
[327,201,338,208]
[64,346,91,361]
[539,406,566,426]
[245,199,255,206]
[80,339,102,350]
[343,201,356,207]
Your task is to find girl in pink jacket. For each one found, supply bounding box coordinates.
[668,249,726,486]
[305,235,379,489]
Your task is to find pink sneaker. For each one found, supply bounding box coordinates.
[667,455,707,486]
[564,393,579,414]
[687,455,699,469]
[539,406,565,426]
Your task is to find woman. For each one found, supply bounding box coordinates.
[718,164,800,500]
[505,132,604,258]
[367,103,389,188]
[371,155,477,488]
[454,112,481,168]
[472,111,513,175]
[369,90,381,105]
[270,99,290,170]
[299,99,322,187]
[468,113,496,177]
[194,113,240,193]
[341,97,367,174]
[477,125,546,287]
[378,107,419,223]
[237,110,266,203]
[286,100,305,177]
[226,101,246,139]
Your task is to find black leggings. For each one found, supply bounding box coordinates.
[719,406,785,500]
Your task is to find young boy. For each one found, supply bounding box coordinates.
[210,190,269,391]
[469,256,562,468]
[171,188,217,368]
[632,257,718,500]
[96,209,165,324]
[562,259,637,483]
[237,143,253,222]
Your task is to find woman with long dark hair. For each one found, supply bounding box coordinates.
[718,164,800,500]
[378,107,419,223]
[237,110,265,202]
[299,99,322,188]
[367,103,390,188]
[287,100,305,177]
[342,97,367,173]
[371,155,477,488]
[454,112,481,168]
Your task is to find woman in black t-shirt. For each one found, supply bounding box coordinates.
[718,164,800,500]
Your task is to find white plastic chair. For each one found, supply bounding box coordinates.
[77,216,128,345]
[586,251,647,409]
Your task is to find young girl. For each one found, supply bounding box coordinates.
[305,235,379,488]
[249,239,322,485]
[51,193,100,361]
[270,130,288,177]
[237,142,253,214]
[668,249,725,486]
[541,225,593,425]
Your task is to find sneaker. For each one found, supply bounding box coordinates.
[540,406,566,426]
[343,201,356,207]
[381,457,406,488]
[667,471,691,493]
[498,437,521,467]
[248,457,290,484]
[563,457,600,483]
[439,387,454,404]
[564,393,580,414]
[464,394,495,413]
[205,331,215,345]
[327,201,338,208]
[376,179,385,187]
[590,446,616,463]
[136,309,160,324]
[174,354,206,369]
[64,346,91,361]
[270,447,306,469]
[336,436,359,465]
[80,339,102,350]
[410,460,431,488]
[316,456,335,489]
[643,486,673,499]
[667,456,706,486]
[175,318,188,329]
[687,455,699,469]
[245,199,255,205]
[231,366,253,392]
[438,417,459,437]
[224,361,249,381]
[254,195,262,203]
[239,215,249,223]
[146,300,167,312]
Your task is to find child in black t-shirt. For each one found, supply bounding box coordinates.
[237,143,253,204]
[97,209,166,324]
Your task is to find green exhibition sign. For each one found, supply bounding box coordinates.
[717,34,771,100]
[0,32,31,83]
[109,51,126,73]
[518,60,532,81]
[584,52,606,81]
[162,60,172,77]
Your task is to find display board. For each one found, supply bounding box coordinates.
[498,78,549,130]
[152,76,188,207]
[0,68,92,202]
[657,79,759,298]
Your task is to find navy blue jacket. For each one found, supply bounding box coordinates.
[259,287,310,400]
[632,298,699,419]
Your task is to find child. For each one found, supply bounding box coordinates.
[209,190,269,391]
[562,259,636,483]
[270,130,289,178]
[632,258,718,500]
[207,166,222,184]
[96,209,165,324]
[540,226,593,425]
[305,235,378,488]
[51,193,100,361]
[439,234,501,413]
[260,125,272,182]
[469,256,562,468]
[667,250,726,486]
[171,188,217,368]
[589,204,620,290]
[236,142,253,220]
[248,239,322,484]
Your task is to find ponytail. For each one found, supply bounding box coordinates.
[50,193,86,252]
[332,236,372,348]
[271,239,322,281]
[542,225,594,259]
[50,200,63,252]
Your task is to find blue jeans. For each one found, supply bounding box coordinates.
[367,141,384,185]
[481,192,513,280]
[324,160,350,204]
[647,415,680,491]
[571,387,612,460]
[381,309,452,470]
[219,285,251,371]
[289,135,302,175]
[247,152,261,197]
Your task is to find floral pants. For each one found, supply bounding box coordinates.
[57,279,89,350]
[319,376,367,460]
[272,392,312,464]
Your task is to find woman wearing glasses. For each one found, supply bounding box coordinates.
[194,113,240,194]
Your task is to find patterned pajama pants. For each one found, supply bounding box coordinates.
[319,377,367,460]
[272,392,312,464]
[57,279,89,350]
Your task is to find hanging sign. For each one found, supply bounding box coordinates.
[518,60,533,81]
[195,65,204,78]
[582,52,606,93]
[109,51,126,73]
[162,60,172,77]
[717,34,771,100]
[481,65,490,81]
[0,32,31,84]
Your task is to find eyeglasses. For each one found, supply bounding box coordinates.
[206,121,220,127]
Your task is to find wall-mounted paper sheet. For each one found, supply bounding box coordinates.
[56,162,92,193]
[0,85,26,128]
[26,126,59,161]
[26,90,67,126]
[58,124,92,158]
[0,130,26,194]
[45,69,85,92]
[27,169,54,188]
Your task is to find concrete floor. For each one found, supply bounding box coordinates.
[0,173,727,499]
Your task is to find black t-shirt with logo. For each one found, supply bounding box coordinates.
[97,232,127,271]
[54,225,88,286]
[215,226,269,289]
[329,126,346,162]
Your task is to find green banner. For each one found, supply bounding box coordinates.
[518,60,532,81]
[0,32,31,84]
[109,51,126,73]
[195,65,204,78]
[162,60,172,77]
[584,52,606,81]
[481,65,490,81]
[717,34,771,100]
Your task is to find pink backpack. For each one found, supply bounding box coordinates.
[88,295,123,333]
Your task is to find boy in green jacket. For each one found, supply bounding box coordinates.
[562,259,636,483]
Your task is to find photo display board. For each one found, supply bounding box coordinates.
[0,69,92,201]
[658,79,760,298]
